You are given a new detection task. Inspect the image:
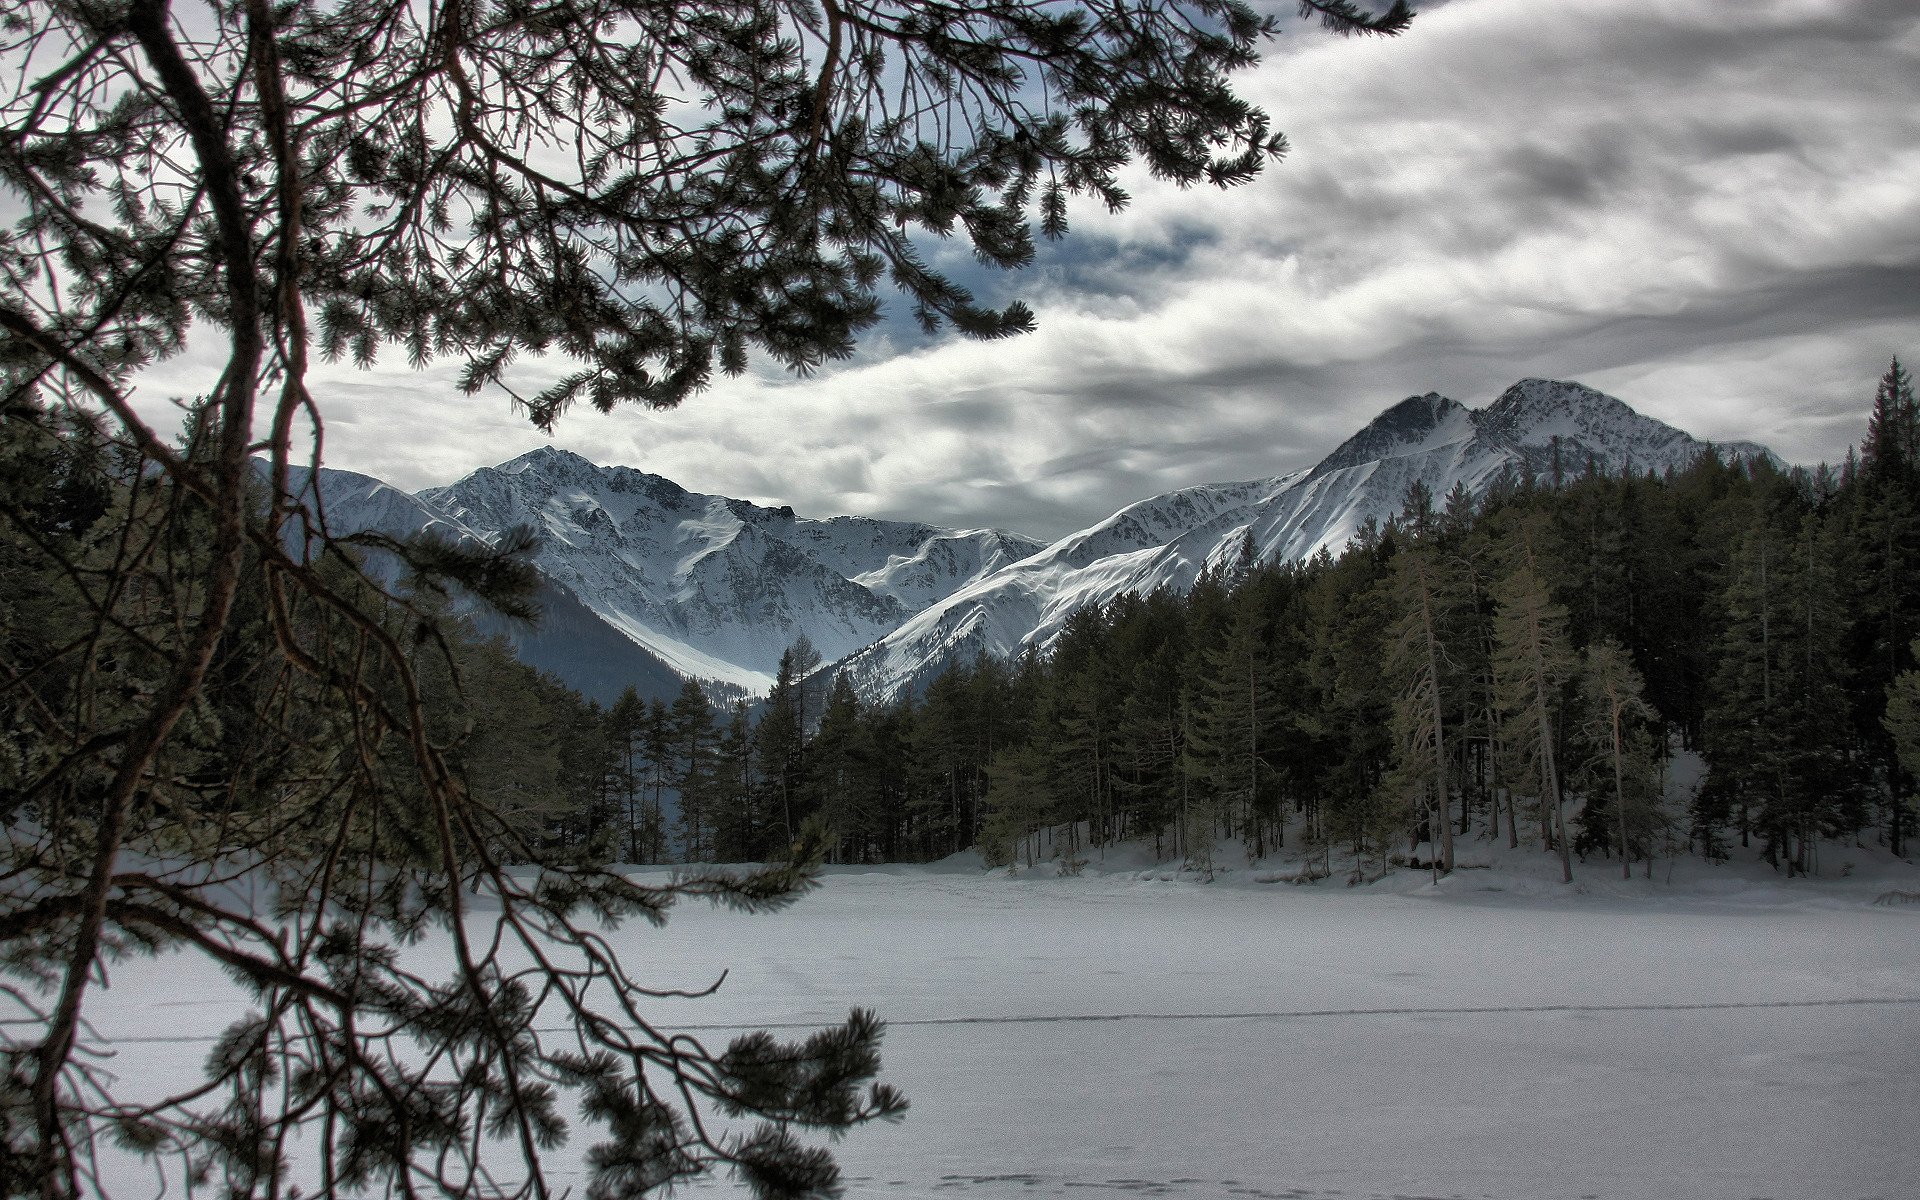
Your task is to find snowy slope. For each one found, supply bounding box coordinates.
[276,462,483,558]
[839,379,1772,702]
[414,448,1045,693]
[270,462,687,704]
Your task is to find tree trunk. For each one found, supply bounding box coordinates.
[1536,675,1571,882]
[1612,699,1630,880]
[1421,581,1454,873]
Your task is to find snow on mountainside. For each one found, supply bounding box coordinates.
[279,462,481,552]
[837,379,1775,703]
[410,447,1046,693]
[271,462,687,704]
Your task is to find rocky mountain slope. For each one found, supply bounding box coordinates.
[293,379,1771,705]
[834,379,1773,702]
[275,462,687,704]
[296,448,1047,697]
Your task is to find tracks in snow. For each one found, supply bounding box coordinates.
[101,995,1920,1044]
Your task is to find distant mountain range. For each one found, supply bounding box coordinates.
[295,449,1045,701]
[299,378,1773,705]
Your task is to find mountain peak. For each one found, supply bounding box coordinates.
[1478,378,1636,439]
[1315,390,1471,475]
[501,445,594,475]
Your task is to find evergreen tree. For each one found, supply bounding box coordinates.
[1492,521,1576,882]
[711,700,761,862]
[907,667,977,858]
[442,633,564,841]
[1702,500,1864,874]
[1107,591,1192,851]
[669,679,720,860]
[1184,587,1281,857]
[1886,642,1920,816]
[643,698,676,862]
[1115,641,1190,858]
[607,687,650,861]
[1572,638,1661,877]
[1863,357,1918,476]
[1842,359,1920,854]
[981,745,1057,870]
[756,640,820,855]
[1301,541,1395,872]
[1380,539,1466,872]
[815,674,888,863]
[1048,605,1123,860]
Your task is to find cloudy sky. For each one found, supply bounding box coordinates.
[145,0,1920,541]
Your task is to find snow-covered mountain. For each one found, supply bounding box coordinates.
[835,379,1774,702]
[285,449,1044,698]
[290,379,1772,706]
[279,461,477,552]
[270,461,688,703]
[393,448,1045,694]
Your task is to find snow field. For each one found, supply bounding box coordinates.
[80,846,1920,1199]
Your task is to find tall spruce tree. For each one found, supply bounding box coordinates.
[981,745,1056,870]
[1302,540,1395,872]
[756,639,820,856]
[1843,359,1920,855]
[712,700,763,863]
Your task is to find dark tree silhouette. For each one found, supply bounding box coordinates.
[0,0,1414,1194]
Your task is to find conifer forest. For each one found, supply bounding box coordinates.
[3,0,1915,1191]
[239,362,1920,883]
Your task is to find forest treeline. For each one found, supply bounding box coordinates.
[18,368,1914,883]
[441,362,1920,882]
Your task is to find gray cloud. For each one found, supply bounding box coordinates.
[134,0,1920,542]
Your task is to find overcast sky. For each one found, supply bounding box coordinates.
[141,0,1920,540]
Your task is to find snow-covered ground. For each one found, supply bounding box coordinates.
[85,842,1920,1199]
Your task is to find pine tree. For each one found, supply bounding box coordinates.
[907,667,975,858]
[1106,591,1192,851]
[1573,638,1661,878]
[1301,541,1395,874]
[643,698,676,862]
[1048,605,1123,860]
[1115,643,1189,857]
[1185,587,1282,858]
[711,700,760,862]
[1380,540,1465,872]
[1492,521,1577,882]
[981,745,1056,870]
[1705,510,1856,873]
[814,674,882,863]
[669,679,720,861]
[1842,359,1920,855]
[607,688,649,861]
[756,640,819,855]
[0,0,1420,1185]
[1863,357,1918,477]
[1702,520,1787,852]
[1887,643,1920,828]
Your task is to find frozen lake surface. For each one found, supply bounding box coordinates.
[88,847,1920,1199]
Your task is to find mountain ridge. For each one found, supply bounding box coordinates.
[834,378,1778,703]
[296,379,1777,705]
[299,445,1047,697]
